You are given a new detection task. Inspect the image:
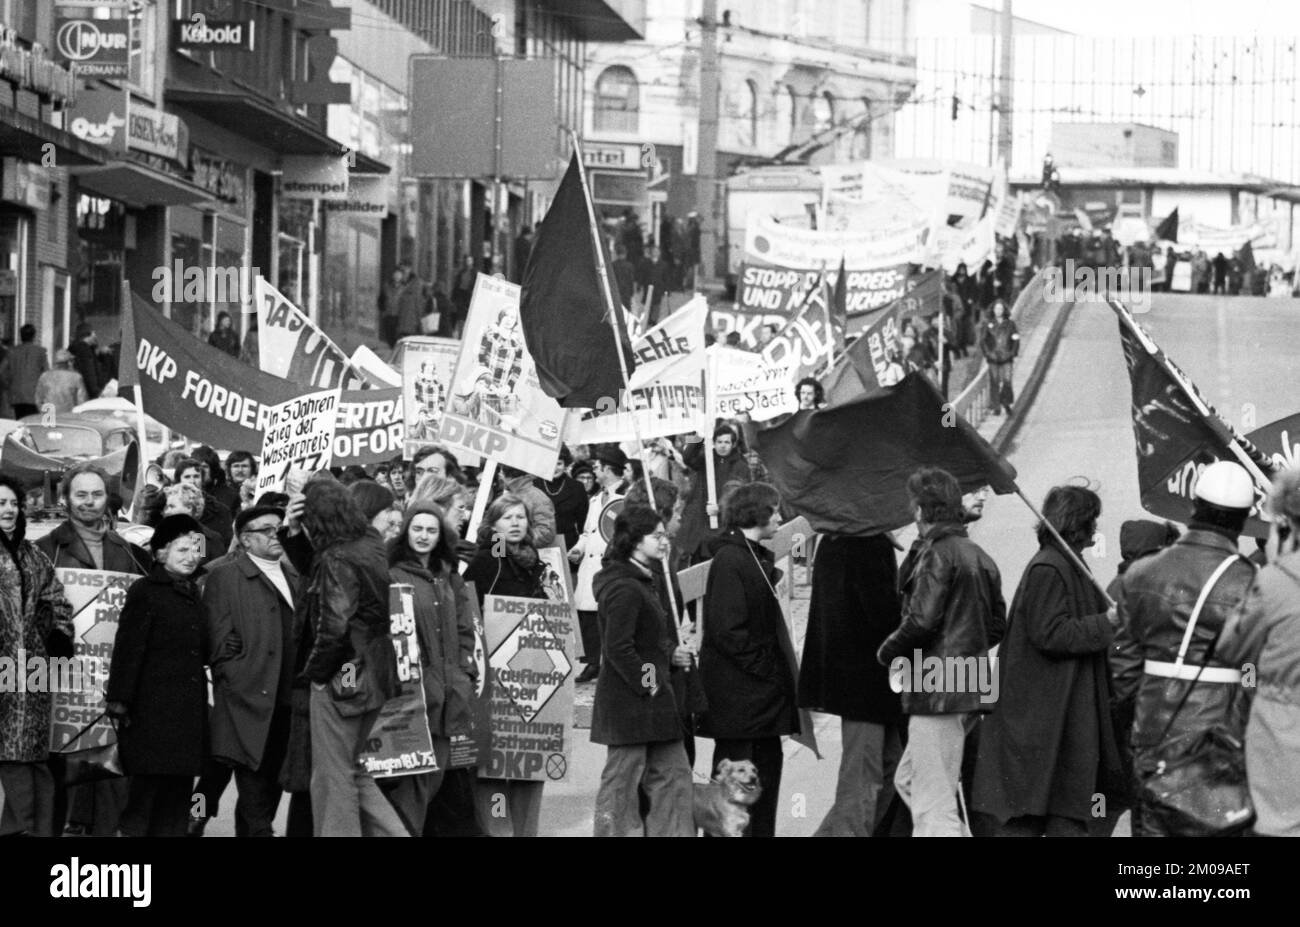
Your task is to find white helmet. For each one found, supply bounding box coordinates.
[1194,461,1255,509]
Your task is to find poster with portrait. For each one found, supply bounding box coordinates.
[400,336,462,459]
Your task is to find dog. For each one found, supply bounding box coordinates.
[692,759,762,837]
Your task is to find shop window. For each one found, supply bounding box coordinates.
[812,91,835,134]
[851,98,873,159]
[594,66,639,134]
[128,1,157,98]
[0,0,38,38]
[736,79,759,151]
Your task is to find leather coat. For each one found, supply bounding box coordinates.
[1111,528,1257,772]
[877,522,1007,714]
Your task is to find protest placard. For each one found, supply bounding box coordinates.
[708,345,798,422]
[256,277,367,390]
[401,336,462,458]
[449,589,488,769]
[255,388,340,495]
[723,264,908,346]
[357,585,438,779]
[440,274,566,478]
[49,569,137,753]
[479,594,575,782]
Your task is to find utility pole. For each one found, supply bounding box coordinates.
[696,0,720,284]
[998,0,1014,166]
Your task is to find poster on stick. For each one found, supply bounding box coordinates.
[479,594,575,782]
[357,585,439,778]
[441,275,566,478]
[255,388,340,495]
[401,336,462,458]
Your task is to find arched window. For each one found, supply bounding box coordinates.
[779,85,799,144]
[851,98,873,159]
[738,79,759,150]
[812,90,835,134]
[594,66,639,133]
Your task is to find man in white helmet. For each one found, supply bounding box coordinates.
[1111,460,1259,836]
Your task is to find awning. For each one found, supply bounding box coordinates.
[351,151,390,175]
[0,105,108,167]
[68,161,216,209]
[165,88,348,156]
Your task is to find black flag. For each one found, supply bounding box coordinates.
[520,153,635,408]
[1154,207,1178,243]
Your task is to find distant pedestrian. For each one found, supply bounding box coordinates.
[68,323,101,399]
[208,312,240,358]
[34,349,86,413]
[980,299,1019,415]
[9,324,46,419]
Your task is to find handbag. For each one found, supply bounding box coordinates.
[55,712,124,786]
[1137,555,1255,836]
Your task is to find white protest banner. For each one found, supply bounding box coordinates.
[256,277,366,390]
[819,161,945,242]
[708,344,797,422]
[351,344,402,388]
[946,213,997,274]
[401,336,462,458]
[745,215,927,269]
[357,585,439,779]
[255,388,341,495]
[479,594,575,782]
[440,274,565,478]
[49,569,137,754]
[887,158,996,267]
[567,296,709,444]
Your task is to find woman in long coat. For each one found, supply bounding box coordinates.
[0,475,74,837]
[106,514,210,837]
[384,502,479,835]
[971,486,1126,836]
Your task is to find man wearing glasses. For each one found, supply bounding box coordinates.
[201,503,301,836]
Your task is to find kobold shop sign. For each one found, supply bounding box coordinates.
[173,16,256,52]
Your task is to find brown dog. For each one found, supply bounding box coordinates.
[692,759,762,837]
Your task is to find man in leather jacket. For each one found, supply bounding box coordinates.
[1112,461,1259,837]
[877,468,1006,837]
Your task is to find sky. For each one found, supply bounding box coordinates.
[915,0,1300,37]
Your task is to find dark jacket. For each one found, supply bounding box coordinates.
[203,553,299,770]
[798,534,903,725]
[534,474,589,553]
[106,565,209,775]
[68,339,100,398]
[35,520,150,576]
[201,493,234,548]
[697,530,798,739]
[877,522,1006,715]
[972,541,1127,824]
[1112,528,1256,772]
[590,559,682,746]
[677,442,751,565]
[980,318,1020,365]
[390,555,478,738]
[208,328,241,358]
[463,545,545,607]
[299,529,400,716]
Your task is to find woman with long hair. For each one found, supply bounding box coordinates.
[980,298,1019,416]
[105,514,209,836]
[349,480,402,543]
[590,505,694,836]
[381,502,479,835]
[0,475,74,836]
[463,492,547,836]
[971,485,1126,836]
[409,474,474,564]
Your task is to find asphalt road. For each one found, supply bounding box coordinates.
[205,293,1300,837]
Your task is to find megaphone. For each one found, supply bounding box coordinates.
[0,435,139,508]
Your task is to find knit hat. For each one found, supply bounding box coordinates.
[149,514,203,552]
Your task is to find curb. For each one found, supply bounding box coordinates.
[990,299,1077,455]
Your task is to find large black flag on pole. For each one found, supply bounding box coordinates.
[1111,297,1275,536]
[520,152,636,409]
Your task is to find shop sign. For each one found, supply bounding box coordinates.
[53,9,131,78]
[128,101,189,166]
[582,142,643,172]
[0,22,77,104]
[2,157,50,209]
[323,174,386,221]
[281,154,349,202]
[173,15,256,51]
[191,148,248,212]
[68,88,128,153]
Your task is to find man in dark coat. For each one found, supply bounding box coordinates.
[877,468,1005,837]
[677,425,751,569]
[203,505,299,837]
[698,483,800,837]
[39,462,151,837]
[68,322,101,399]
[799,532,905,836]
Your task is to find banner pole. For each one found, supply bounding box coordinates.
[568,130,685,633]
[1012,482,1115,608]
[120,281,150,518]
[467,459,497,541]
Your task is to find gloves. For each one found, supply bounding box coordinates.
[45,629,75,660]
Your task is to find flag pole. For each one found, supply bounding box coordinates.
[568,131,686,633]
[1012,483,1116,608]
[1107,297,1272,490]
[120,281,151,519]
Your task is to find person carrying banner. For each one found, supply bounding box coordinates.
[202,504,299,837]
[105,515,209,837]
[534,447,589,554]
[876,468,1006,838]
[296,479,407,837]
[382,502,478,836]
[677,425,752,570]
[0,474,74,837]
[569,447,629,684]
[591,505,695,837]
[698,482,800,838]
[971,485,1126,837]
[464,493,548,837]
[980,300,1019,415]
[1111,461,1258,837]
